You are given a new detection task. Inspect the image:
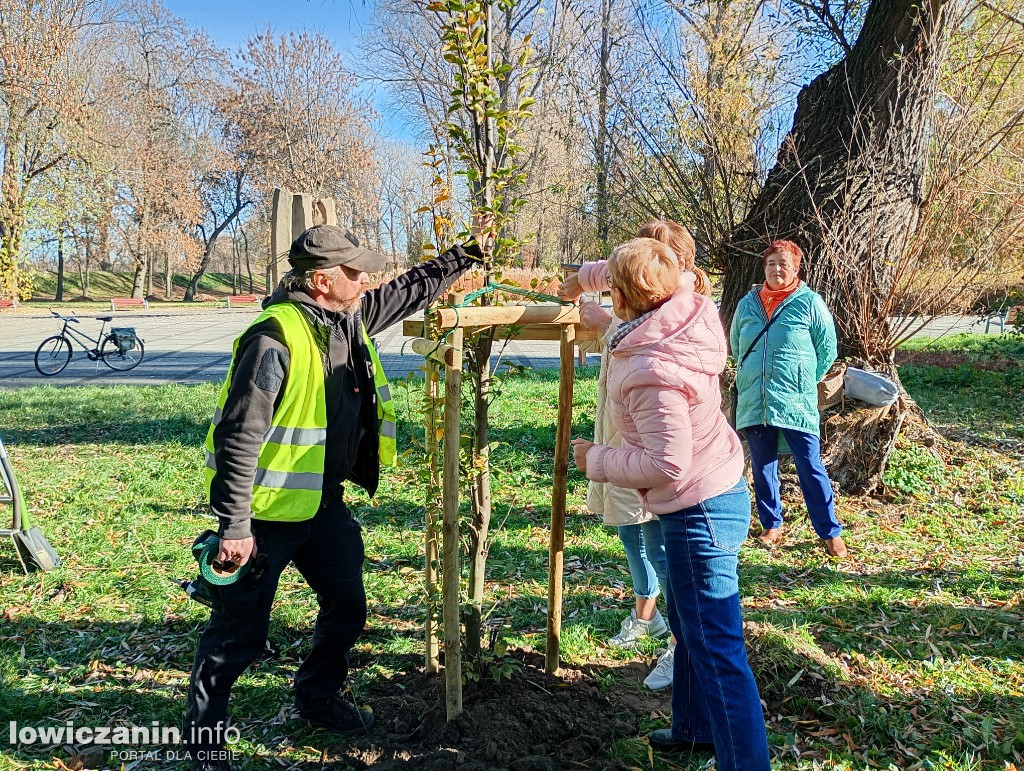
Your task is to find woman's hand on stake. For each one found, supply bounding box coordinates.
[571,438,595,472]
[557,274,583,301]
[579,301,612,332]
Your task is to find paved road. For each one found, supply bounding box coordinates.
[0,309,573,388]
[0,308,1000,389]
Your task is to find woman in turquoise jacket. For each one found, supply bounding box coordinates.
[729,240,847,558]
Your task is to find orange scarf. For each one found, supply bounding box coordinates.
[759,279,801,318]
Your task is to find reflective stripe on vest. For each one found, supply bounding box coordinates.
[362,326,397,466]
[205,303,327,522]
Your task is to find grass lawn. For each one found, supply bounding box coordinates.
[28,271,261,302]
[0,335,1022,770]
[0,271,263,317]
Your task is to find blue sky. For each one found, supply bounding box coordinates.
[163,0,413,140]
[163,0,372,51]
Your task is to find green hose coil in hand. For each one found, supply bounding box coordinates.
[191,530,250,586]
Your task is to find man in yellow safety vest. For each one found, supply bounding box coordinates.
[185,216,493,770]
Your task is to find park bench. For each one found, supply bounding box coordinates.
[983,302,1021,334]
[109,297,149,311]
[226,294,263,308]
[0,300,13,309]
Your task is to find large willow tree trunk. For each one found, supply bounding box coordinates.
[719,0,963,493]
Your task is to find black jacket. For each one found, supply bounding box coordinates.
[209,242,482,539]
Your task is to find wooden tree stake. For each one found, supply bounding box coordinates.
[546,322,575,675]
[442,293,465,720]
[423,308,441,675]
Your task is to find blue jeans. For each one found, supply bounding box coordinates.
[744,425,843,539]
[659,481,770,771]
[618,520,678,637]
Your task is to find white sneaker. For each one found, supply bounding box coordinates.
[644,642,675,691]
[607,609,668,648]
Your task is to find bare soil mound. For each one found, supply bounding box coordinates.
[333,649,670,770]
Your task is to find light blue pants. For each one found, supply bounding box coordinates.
[617,520,679,638]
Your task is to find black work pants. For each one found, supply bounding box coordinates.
[184,499,366,752]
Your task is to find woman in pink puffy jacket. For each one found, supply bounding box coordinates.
[558,219,709,690]
[571,238,769,771]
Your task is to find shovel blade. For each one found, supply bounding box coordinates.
[13,527,60,572]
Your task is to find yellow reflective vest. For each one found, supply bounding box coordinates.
[205,302,397,522]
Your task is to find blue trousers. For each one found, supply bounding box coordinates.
[617,520,679,638]
[659,481,770,771]
[744,425,843,540]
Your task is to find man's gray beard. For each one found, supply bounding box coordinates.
[338,292,364,315]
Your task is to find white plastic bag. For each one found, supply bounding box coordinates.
[843,366,900,407]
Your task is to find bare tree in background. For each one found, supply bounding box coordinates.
[229,30,377,227]
[569,0,783,264]
[715,0,1024,492]
[185,165,252,301]
[374,139,434,268]
[108,2,220,298]
[0,0,115,302]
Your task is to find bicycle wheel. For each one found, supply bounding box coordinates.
[100,334,144,371]
[34,335,73,376]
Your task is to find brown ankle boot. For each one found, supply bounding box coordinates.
[824,535,848,558]
[757,527,782,546]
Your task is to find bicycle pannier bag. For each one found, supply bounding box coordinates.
[111,327,137,353]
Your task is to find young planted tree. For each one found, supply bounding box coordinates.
[429,0,535,662]
[366,0,594,270]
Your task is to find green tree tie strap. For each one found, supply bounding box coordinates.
[419,282,572,361]
[456,282,571,307]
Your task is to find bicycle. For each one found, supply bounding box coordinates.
[34,311,146,376]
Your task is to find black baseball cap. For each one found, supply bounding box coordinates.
[288,225,388,273]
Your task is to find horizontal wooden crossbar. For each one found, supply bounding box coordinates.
[434,304,580,327]
[403,319,600,342]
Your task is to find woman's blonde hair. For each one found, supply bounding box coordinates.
[608,238,680,316]
[635,219,711,296]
